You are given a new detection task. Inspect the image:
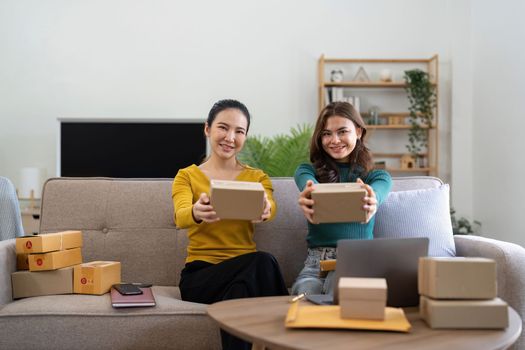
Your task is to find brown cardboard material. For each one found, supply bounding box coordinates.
[11,267,74,299]
[16,253,29,270]
[311,183,367,223]
[420,295,509,329]
[418,257,497,299]
[340,299,386,320]
[28,247,83,271]
[210,180,265,220]
[339,277,387,320]
[16,230,83,254]
[74,261,121,295]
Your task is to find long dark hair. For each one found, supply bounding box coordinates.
[311,101,373,183]
[207,99,251,133]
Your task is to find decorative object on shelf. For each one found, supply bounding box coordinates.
[400,154,416,169]
[388,115,405,126]
[352,66,370,82]
[238,124,313,177]
[330,69,344,82]
[367,106,380,125]
[450,208,482,235]
[404,69,437,157]
[374,161,386,170]
[379,69,393,82]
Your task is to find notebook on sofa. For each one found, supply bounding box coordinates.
[111,287,156,308]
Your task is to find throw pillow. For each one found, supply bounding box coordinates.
[373,184,456,257]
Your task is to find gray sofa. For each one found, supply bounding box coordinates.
[0,176,524,349]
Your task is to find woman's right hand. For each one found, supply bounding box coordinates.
[192,193,220,223]
[298,180,316,224]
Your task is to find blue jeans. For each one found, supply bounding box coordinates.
[291,247,337,295]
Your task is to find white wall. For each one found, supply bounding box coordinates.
[0,0,457,181]
[7,0,522,245]
[470,0,525,245]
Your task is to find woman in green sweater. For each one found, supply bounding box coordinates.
[292,101,392,296]
[172,99,288,350]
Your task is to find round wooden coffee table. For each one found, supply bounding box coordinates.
[208,296,521,350]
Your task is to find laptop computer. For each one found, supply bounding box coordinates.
[306,237,429,307]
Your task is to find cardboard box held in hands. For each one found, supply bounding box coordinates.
[311,183,367,223]
[210,180,265,221]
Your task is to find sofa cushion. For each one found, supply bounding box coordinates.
[373,184,456,257]
[0,286,220,350]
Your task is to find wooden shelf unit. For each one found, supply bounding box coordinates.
[318,55,439,176]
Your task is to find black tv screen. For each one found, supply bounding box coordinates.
[59,120,206,178]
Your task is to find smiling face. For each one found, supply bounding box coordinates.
[204,108,248,161]
[321,115,362,162]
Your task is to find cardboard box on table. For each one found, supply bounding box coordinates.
[28,247,82,271]
[74,261,121,295]
[420,295,509,329]
[311,183,367,223]
[418,257,497,299]
[210,180,265,221]
[16,230,83,254]
[11,267,74,299]
[339,277,387,320]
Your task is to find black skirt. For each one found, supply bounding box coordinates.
[180,251,289,350]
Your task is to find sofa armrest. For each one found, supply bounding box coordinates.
[0,239,16,305]
[454,235,525,349]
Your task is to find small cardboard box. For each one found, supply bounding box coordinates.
[74,261,121,295]
[16,230,83,254]
[11,267,74,299]
[16,253,29,270]
[418,257,497,299]
[420,295,509,329]
[210,180,265,221]
[28,247,83,271]
[339,277,387,320]
[311,183,367,223]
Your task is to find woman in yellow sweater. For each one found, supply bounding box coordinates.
[172,99,288,350]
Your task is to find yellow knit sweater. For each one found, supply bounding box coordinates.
[172,164,277,264]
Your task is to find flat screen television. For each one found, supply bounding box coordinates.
[58,119,207,178]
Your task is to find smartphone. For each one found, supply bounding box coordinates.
[112,283,143,295]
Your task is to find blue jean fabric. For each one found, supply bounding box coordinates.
[291,247,337,295]
[0,177,24,241]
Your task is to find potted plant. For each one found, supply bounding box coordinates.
[238,124,313,177]
[403,69,437,164]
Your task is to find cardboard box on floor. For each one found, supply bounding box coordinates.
[28,247,82,271]
[16,230,83,254]
[311,183,367,223]
[420,295,509,329]
[74,261,121,295]
[210,180,265,221]
[418,257,497,299]
[11,267,74,299]
[339,277,387,320]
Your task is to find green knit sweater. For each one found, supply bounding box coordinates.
[294,163,392,248]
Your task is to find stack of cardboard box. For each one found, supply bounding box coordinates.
[12,231,121,298]
[339,277,387,320]
[418,257,508,329]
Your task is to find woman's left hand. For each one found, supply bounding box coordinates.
[253,192,271,223]
[357,178,377,224]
